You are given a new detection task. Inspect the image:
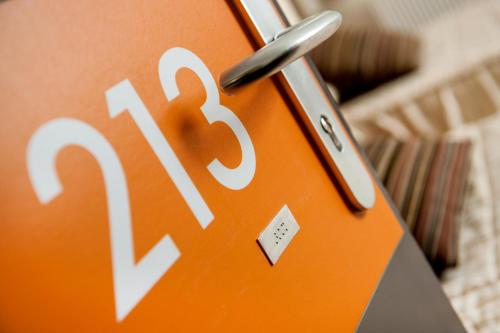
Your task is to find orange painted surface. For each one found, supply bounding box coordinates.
[0,1,402,332]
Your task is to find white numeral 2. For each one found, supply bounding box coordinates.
[26,118,180,321]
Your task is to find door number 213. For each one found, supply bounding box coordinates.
[26,47,256,321]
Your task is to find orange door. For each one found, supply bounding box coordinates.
[0,1,402,332]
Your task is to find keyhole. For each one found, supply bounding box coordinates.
[320,115,343,152]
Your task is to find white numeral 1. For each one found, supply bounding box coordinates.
[26,118,180,321]
[106,80,214,229]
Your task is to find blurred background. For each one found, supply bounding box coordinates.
[277,0,500,332]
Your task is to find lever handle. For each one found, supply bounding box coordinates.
[219,11,342,94]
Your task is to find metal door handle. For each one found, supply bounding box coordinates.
[219,10,342,94]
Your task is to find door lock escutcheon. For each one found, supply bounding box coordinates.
[220,7,375,210]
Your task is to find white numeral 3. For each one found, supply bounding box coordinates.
[159,47,256,190]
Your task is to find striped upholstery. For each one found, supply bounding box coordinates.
[311,28,420,101]
[365,138,471,274]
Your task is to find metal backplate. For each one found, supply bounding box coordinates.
[239,0,375,211]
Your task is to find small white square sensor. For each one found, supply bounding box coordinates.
[257,205,300,265]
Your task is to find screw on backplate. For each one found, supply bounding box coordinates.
[320,115,343,152]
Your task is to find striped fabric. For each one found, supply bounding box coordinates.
[365,138,471,274]
[311,28,420,101]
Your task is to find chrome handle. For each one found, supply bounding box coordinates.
[219,10,342,94]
